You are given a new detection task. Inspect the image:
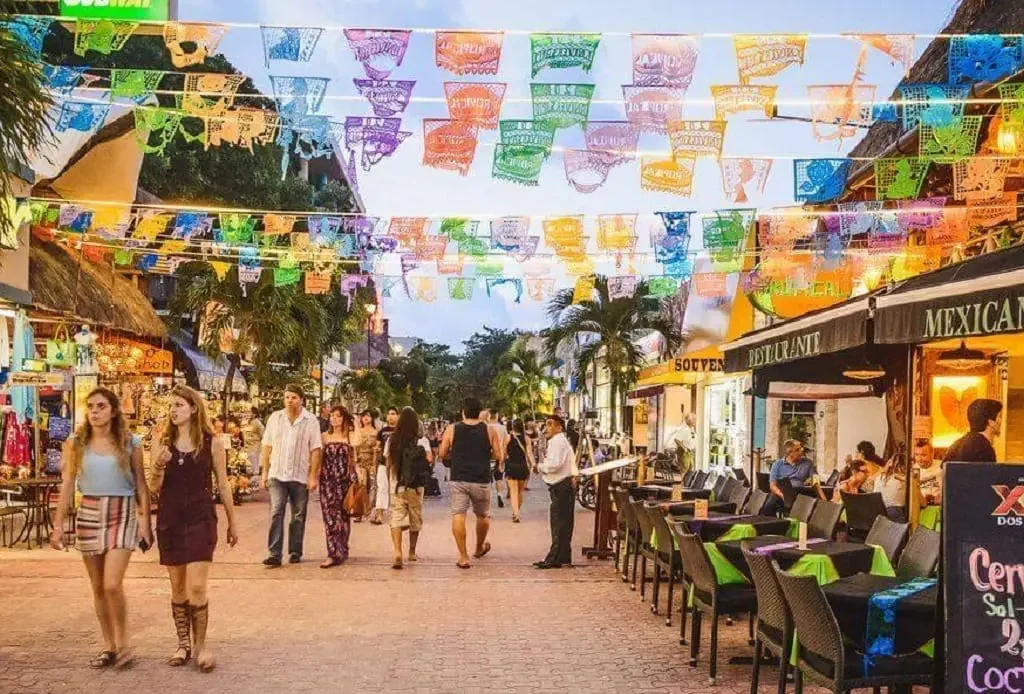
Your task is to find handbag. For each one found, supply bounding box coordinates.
[343,480,369,517]
[45,326,76,367]
[48,414,72,442]
[44,447,63,475]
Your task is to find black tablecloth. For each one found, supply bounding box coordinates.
[630,485,674,500]
[716,535,877,580]
[680,487,712,500]
[795,485,834,499]
[682,515,793,542]
[823,573,937,654]
[663,500,735,515]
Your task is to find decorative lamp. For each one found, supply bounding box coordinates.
[935,341,989,370]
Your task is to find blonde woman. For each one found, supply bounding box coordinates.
[50,388,152,669]
[148,386,238,672]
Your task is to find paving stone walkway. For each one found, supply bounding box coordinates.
[0,471,829,693]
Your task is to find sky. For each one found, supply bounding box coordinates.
[180,0,958,350]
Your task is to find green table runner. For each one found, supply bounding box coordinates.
[918,505,941,531]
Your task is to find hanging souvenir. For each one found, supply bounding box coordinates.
[44,65,91,95]
[206,108,281,152]
[710,85,777,120]
[163,22,228,68]
[719,158,772,203]
[734,34,807,84]
[110,69,165,103]
[354,79,416,117]
[75,19,138,57]
[55,101,110,133]
[898,84,971,130]
[948,35,1024,84]
[422,119,480,176]
[3,16,52,56]
[608,275,639,299]
[531,83,594,130]
[667,120,727,159]
[952,157,1010,201]
[133,107,184,156]
[918,116,982,163]
[444,82,507,129]
[844,34,915,73]
[622,85,686,134]
[526,277,555,301]
[181,73,247,116]
[596,214,637,252]
[584,121,639,167]
[486,278,523,303]
[261,26,323,66]
[648,276,680,298]
[448,277,476,300]
[304,271,332,294]
[499,119,557,154]
[967,192,1018,228]
[530,33,601,77]
[270,76,330,119]
[563,149,612,194]
[793,158,852,204]
[630,34,699,88]
[693,272,728,297]
[640,155,695,196]
[91,206,132,239]
[435,30,504,75]
[490,216,530,250]
[492,145,547,186]
[273,265,301,287]
[473,259,504,277]
[407,276,438,302]
[344,116,412,172]
[702,209,754,271]
[572,275,596,304]
[344,29,412,80]
[874,158,931,201]
[807,84,876,144]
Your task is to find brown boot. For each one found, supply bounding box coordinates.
[168,601,191,666]
[190,602,215,672]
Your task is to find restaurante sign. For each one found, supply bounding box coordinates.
[59,0,169,21]
[746,331,820,368]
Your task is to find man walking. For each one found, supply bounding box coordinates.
[483,408,510,508]
[439,397,503,569]
[535,415,578,569]
[260,384,323,567]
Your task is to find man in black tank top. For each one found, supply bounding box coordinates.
[439,396,503,569]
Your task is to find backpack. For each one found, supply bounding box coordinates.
[397,444,429,491]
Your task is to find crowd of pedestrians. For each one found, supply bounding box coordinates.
[51,384,586,670]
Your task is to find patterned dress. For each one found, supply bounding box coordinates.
[320,440,354,561]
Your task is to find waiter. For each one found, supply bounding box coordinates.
[534,415,578,570]
[663,411,696,474]
[944,399,1002,463]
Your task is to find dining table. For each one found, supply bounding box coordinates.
[660,499,736,515]
[0,478,61,549]
[713,534,896,584]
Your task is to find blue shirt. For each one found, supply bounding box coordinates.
[769,456,816,486]
[76,435,140,497]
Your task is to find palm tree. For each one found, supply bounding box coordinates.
[0,5,54,238]
[544,276,682,433]
[493,338,561,418]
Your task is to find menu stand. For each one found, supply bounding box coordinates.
[580,457,636,560]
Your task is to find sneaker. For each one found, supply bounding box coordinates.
[288,554,301,564]
[263,557,282,568]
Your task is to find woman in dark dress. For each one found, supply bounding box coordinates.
[311,406,356,568]
[149,386,238,673]
[505,419,535,523]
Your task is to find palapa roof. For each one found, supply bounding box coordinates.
[849,0,1024,161]
[29,235,168,339]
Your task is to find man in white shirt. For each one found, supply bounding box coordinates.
[534,415,579,569]
[663,412,697,473]
[259,384,323,567]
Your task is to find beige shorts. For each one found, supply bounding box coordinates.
[450,482,491,518]
[390,487,424,531]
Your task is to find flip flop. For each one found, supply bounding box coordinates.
[114,647,135,670]
[392,559,403,570]
[473,542,491,559]
[456,561,472,569]
[89,651,116,669]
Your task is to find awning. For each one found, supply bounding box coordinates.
[722,294,871,372]
[170,335,247,394]
[627,384,664,402]
[636,345,726,386]
[766,381,878,401]
[873,245,1024,345]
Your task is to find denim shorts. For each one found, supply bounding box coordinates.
[449,482,491,517]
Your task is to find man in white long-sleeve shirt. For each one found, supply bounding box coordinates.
[663,412,697,473]
[534,415,579,569]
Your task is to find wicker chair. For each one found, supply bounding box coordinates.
[710,475,726,497]
[824,469,839,486]
[728,483,751,515]
[840,491,887,543]
[692,470,708,489]
[863,515,909,564]
[807,500,843,539]
[742,544,794,694]
[744,489,769,515]
[629,498,657,597]
[776,478,799,513]
[719,477,738,504]
[774,566,934,692]
[789,495,816,524]
[645,503,682,625]
[0,488,27,548]
[896,527,940,579]
[683,470,697,487]
[611,488,632,576]
[675,531,758,685]
[617,495,642,584]
[756,472,771,493]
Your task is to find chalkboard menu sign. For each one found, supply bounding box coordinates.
[944,462,1024,693]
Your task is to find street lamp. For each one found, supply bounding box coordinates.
[364,303,377,368]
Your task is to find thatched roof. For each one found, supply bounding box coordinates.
[29,235,168,339]
[849,0,1024,161]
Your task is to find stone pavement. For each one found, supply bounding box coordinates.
[0,471,827,693]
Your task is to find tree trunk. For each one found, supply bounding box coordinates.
[609,379,617,435]
[221,354,239,414]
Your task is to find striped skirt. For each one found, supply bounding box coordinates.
[76,495,138,556]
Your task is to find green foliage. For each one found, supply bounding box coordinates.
[493,338,560,418]
[544,275,682,432]
[458,327,521,406]
[0,3,54,238]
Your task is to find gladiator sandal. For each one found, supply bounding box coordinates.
[190,602,215,672]
[168,601,191,666]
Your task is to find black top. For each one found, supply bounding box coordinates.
[319,417,330,433]
[506,434,528,468]
[450,422,492,484]
[566,429,580,451]
[943,432,996,463]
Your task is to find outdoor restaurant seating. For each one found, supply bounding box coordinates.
[840,491,887,542]
[895,527,941,580]
[824,469,839,487]
[807,500,843,539]
[611,488,633,577]
[618,492,643,584]
[775,567,935,692]
[692,470,708,489]
[644,504,681,624]
[743,489,769,515]
[683,470,697,487]
[756,472,771,493]
[726,483,750,514]
[775,478,799,513]
[742,544,793,694]
[628,498,657,596]
[862,515,909,564]
[719,477,739,505]
[788,494,816,524]
[675,531,757,685]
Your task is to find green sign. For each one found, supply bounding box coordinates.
[60,0,169,21]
